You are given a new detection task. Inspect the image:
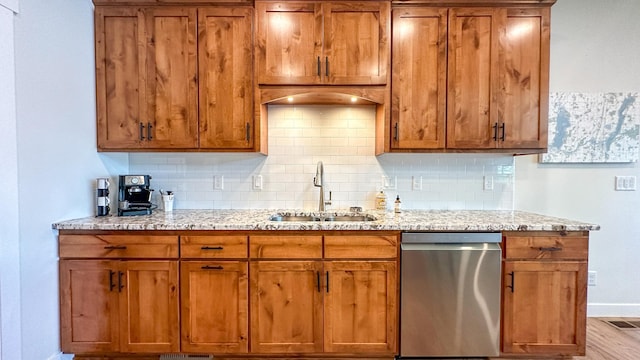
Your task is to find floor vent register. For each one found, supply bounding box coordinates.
[607,320,640,330]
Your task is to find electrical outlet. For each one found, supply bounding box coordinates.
[213,175,224,190]
[483,176,494,191]
[412,176,423,191]
[615,176,637,191]
[253,175,263,190]
[382,175,397,190]
[588,271,597,286]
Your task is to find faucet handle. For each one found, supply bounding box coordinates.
[325,191,332,207]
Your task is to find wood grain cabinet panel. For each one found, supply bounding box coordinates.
[446,7,503,149]
[502,261,587,356]
[181,235,248,259]
[256,1,389,85]
[59,234,179,258]
[198,8,255,150]
[391,8,447,150]
[324,261,397,353]
[390,4,550,152]
[181,261,249,353]
[59,260,180,354]
[95,5,257,152]
[501,231,588,357]
[250,260,324,353]
[95,7,198,150]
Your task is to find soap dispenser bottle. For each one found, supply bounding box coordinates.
[394,195,401,213]
[376,189,387,210]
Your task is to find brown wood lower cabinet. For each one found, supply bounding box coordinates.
[181,261,249,353]
[59,260,180,354]
[59,230,590,359]
[501,231,589,357]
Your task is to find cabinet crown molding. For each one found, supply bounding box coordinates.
[392,0,555,5]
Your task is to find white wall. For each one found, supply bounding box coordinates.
[515,0,640,316]
[12,0,126,358]
[131,106,514,211]
[0,2,22,360]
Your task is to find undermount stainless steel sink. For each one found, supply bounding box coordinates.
[269,214,377,222]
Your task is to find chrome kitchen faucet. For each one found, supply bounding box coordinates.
[313,161,331,211]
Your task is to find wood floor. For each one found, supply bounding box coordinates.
[497,317,640,360]
[573,317,640,360]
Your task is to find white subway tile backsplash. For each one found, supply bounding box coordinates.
[129,105,514,211]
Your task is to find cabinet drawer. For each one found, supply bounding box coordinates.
[59,235,179,259]
[181,235,248,258]
[324,235,398,259]
[250,235,322,259]
[503,232,588,260]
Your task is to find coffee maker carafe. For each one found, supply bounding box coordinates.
[118,175,154,216]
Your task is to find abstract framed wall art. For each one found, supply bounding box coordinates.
[540,92,639,163]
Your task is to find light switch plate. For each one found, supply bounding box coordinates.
[253,175,263,190]
[615,176,636,191]
[213,175,224,190]
[412,176,423,191]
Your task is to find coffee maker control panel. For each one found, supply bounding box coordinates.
[123,175,148,186]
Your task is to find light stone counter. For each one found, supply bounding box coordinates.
[52,209,600,232]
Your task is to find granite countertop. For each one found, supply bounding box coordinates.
[52,209,600,232]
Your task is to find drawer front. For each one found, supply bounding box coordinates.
[324,235,398,259]
[59,234,179,259]
[503,233,588,260]
[250,235,322,259]
[181,235,248,259]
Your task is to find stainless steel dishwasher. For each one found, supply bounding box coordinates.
[400,232,502,358]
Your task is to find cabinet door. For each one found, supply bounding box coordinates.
[255,1,323,85]
[95,7,146,150]
[119,261,180,353]
[446,8,504,149]
[502,261,587,355]
[198,8,255,150]
[60,260,120,353]
[181,261,249,353]
[391,8,446,149]
[324,261,397,354]
[250,261,323,353]
[323,2,389,85]
[500,8,550,149]
[143,8,198,149]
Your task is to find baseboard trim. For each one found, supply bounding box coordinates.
[46,352,74,360]
[588,303,640,317]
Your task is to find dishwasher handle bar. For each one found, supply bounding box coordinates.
[402,232,501,244]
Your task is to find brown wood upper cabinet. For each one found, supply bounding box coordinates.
[95,6,255,151]
[255,1,390,85]
[391,5,550,152]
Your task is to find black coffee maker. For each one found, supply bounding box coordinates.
[118,175,155,216]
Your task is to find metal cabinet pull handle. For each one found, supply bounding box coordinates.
[394,123,399,142]
[326,271,329,293]
[140,122,145,140]
[147,122,153,140]
[492,122,498,141]
[539,246,562,252]
[245,122,251,141]
[317,56,321,76]
[201,246,224,250]
[118,271,124,292]
[201,265,224,270]
[317,271,321,292]
[507,271,514,293]
[109,270,116,292]
[104,245,127,250]
[325,56,329,77]
[500,123,505,141]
